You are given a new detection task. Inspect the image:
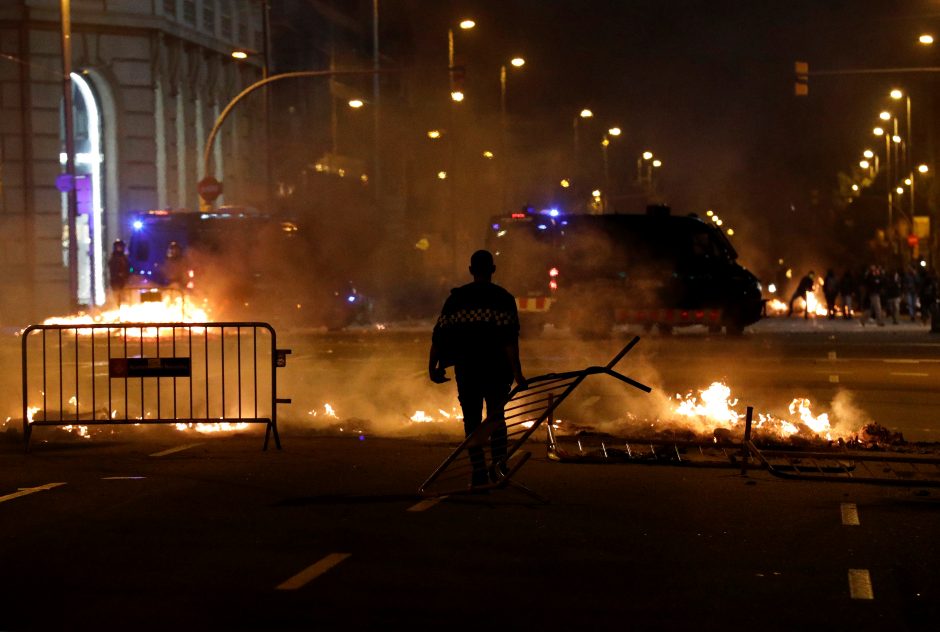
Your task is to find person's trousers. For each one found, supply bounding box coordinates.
[456,369,512,477]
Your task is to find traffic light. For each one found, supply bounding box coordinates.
[794,61,809,96]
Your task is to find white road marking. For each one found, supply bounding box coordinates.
[840,503,860,526]
[101,476,146,480]
[827,351,837,361]
[848,569,874,600]
[276,553,351,590]
[889,372,929,377]
[408,496,448,512]
[883,359,921,364]
[149,443,203,457]
[0,482,66,504]
[829,375,840,383]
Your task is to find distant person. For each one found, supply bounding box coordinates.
[863,264,885,326]
[161,241,187,289]
[428,250,527,488]
[838,269,856,319]
[901,265,919,322]
[884,268,902,324]
[107,239,131,305]
[823,268,839,320]
[918,267,937,325]
[787,270,815,319]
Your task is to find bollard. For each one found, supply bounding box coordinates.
[740,406,754,476]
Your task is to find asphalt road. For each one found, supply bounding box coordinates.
[0,433,936,630]
[0,318,938,629]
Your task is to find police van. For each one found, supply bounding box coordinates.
[124,208,368,328]
[486,206,763,335]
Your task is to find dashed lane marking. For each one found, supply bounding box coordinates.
[0,482,66,504]
[408,496,448,512]
[889,372,929,377]
[827,351,837,360]
[276,553,352,590]
[149,443,203,457]
[848,569,874,600]
[840,503,860,526]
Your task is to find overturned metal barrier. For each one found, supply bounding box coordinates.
[744,441,940,487]
[21,322,291,450]
[419,337,652,497]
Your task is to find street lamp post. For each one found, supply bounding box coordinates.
[499,56,525,209]
[601,127,621,212]
[59,0,80,308]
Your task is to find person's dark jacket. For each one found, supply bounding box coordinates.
[431,282,520,374]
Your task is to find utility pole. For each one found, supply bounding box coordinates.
[59,0,79,308]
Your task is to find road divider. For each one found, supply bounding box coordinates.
[0,482,66,504]
[276,553,351,590]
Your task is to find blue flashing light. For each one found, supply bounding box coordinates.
[548,209,560,217]
[492,223,500,230]
[347,295,357,303]
[537,224,547,230]
[132,220,144,231]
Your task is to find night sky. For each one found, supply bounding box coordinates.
[391,1,940,267]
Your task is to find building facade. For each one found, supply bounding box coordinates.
[0,0,266,323]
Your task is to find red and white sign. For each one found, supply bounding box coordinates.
[197,176,223,203]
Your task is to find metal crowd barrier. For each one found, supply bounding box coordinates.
[21,322,291,450]
[419,337,652,498]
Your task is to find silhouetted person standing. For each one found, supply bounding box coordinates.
[429,250,526,487]
[787,270,815,319]
[107,239,130,306]
[824,269,838,320]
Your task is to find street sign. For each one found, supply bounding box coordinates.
[55,173,74,193]
[197,176,223,202]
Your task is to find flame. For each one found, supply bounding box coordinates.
[670,381,834,439]
[41,295,209,328]
[308,404,339,419]
[174,422,249,434]
[673,382,740,428]
[410,410,436,423]
[26,406,40,423]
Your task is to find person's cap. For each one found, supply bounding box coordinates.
[469,249,495,274]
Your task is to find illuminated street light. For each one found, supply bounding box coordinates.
[642,151,653,160]
[608,127,622,136]
[879,111,891,121]
[904,178,912,186]
[716,219,723,226]
[896,186,904,195]
[450,90,465,102]
[482,150,494,159]
[560,179,570,188]
[348,99,364,108]
[427,129,442,139]
[919,34,934,45]
[890,89,903,100]
[601,138,610,147]
[918,164,929,173]
[706,210,714,216]
[873,127,885,136]
[510,57,525,68]
[580,109,593,118]
[591,189,601,197]
[652,159,662,168]
[863,149,874,159]
[859,160,870,169]
[852,184,859,191]
[437,171,448,180]
[727,228,735,236]
[459,19,476,29]
[892,134,902,143]
[231,50,249,60]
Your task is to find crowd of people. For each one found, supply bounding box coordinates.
[787,264,939,326]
